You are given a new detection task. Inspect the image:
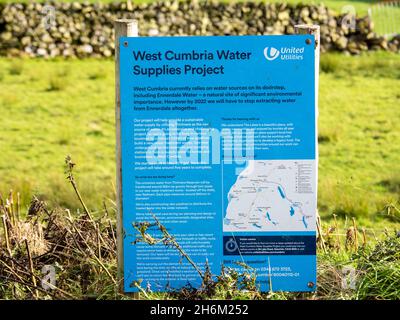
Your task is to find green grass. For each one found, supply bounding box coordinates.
[0,58,116,210]
[0,51,400,230]
[318,51,400,227]
[354,233,400,299]
[369,3,400,37]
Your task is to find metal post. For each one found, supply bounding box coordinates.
[295,25,321,279]
[115,19,138,295]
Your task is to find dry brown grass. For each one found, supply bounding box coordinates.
[0,156,398,300]
[0,159,121,299]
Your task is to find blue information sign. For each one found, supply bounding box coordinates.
[120,35,317,292]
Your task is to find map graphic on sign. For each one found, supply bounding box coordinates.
[223,160,316,232]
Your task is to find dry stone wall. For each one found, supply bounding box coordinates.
[0,0,399,58]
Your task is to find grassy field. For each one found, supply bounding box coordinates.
[0,51,400,231]
[317,52,400,227]
[0,58,116,211]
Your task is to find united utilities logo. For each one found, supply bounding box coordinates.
[264,46,305,61]
[263,47,280,61]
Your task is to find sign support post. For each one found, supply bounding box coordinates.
[295,24,320,258]
[294,24,320,114]
[115,19,138,294]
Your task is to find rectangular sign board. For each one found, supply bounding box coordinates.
[119,35,317,292]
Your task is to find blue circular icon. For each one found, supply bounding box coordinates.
[225,238,238,253]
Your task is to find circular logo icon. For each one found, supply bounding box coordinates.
[225,238,238,253]
[263,47,280,61]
